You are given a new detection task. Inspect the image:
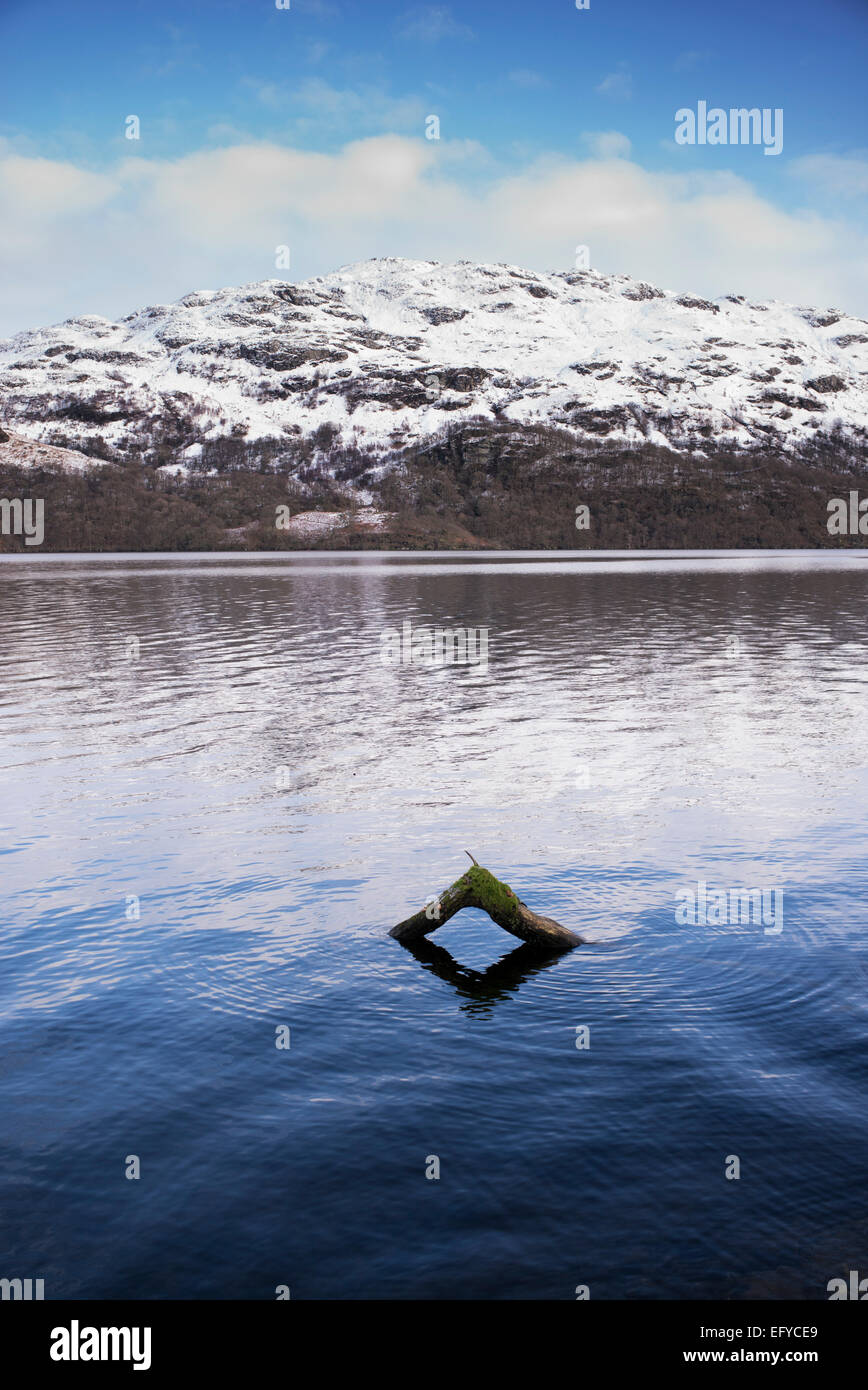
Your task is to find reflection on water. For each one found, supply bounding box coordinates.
[0,550,866,1299]
[397,935,567,1015]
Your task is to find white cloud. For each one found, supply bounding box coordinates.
[396,6,474,42]
[1,135,866,336]
[789,153,868,198]
[0,150,113,220]
[596,66,633,101]
[134,137,439,245]
[673,50,712,72]
[246,80,285,112]
[508,69,550,90]
[243,77,425,135]
[582,131,632,159]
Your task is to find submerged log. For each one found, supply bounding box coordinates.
[390,853,583,952]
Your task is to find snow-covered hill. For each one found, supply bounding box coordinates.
[1,258,867,469]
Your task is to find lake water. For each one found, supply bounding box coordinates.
[1,550,867,1300]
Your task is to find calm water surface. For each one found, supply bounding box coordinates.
[1,550,867,1299]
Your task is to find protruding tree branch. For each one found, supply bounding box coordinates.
[390,861,583,952]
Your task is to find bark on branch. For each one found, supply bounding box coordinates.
[390,858,583,952]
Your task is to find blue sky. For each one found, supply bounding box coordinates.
[0,0,866,332]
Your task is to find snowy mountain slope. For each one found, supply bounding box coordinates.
[1,258,867,469]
